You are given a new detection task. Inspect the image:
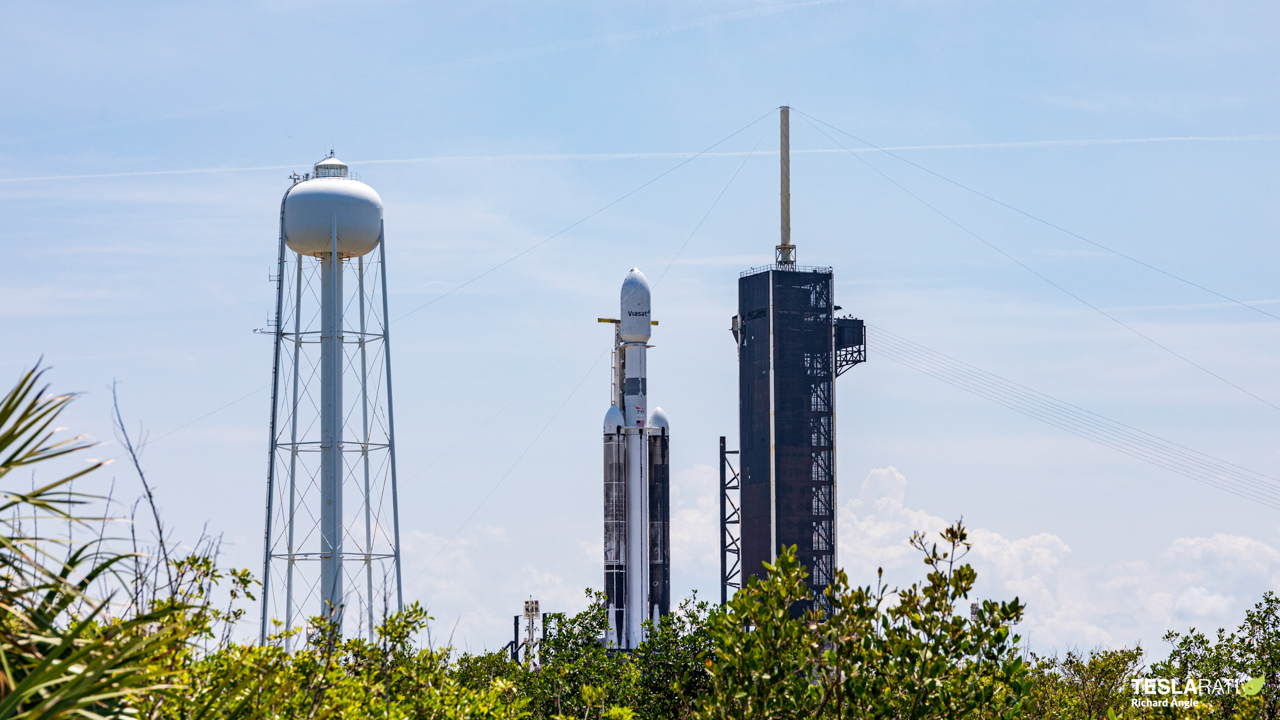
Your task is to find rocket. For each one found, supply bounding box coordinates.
[602,269,670,649]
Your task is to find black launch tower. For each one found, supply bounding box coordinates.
[721,107,865,610]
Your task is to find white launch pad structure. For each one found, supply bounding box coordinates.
[601,269,670,649]
[259,155,403,647]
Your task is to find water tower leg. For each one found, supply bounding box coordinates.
[378,226,405,614]
[358,255,375,638]
[320,217,345,625]
[285,258,303,651]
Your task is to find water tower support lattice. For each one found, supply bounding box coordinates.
[259,156,403,648]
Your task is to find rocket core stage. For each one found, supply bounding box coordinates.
[601,269,670,649]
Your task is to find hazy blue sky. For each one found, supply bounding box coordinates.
[5,0,1280,652]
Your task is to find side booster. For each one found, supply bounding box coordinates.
[603,269,670,649]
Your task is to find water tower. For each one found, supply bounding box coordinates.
[259,154,404,646]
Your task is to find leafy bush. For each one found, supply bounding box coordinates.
[696,523,1029,720]
[1024,646,1144,720]
[0,366,195,719]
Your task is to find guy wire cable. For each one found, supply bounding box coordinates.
[873,337,1280,508]
[100,110,779,463]
[406,341,611,585]
[654,121,771,285]
[796,112,1280,415]
[792,108,1280,323]
[869,324,1280,509]
[874,340,1280,507]
[106,383,270,462]
[393,107,778,323]
[872,326,1251,475]
[402,121,767,581]
[871,327,1280,503]
[400,327,595,485]
[402,119,764,485]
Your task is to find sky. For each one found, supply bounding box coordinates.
[4,0,1280,655]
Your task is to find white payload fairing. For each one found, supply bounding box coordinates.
[602,269,670,649]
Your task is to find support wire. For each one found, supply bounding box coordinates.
[394,108,778,322]
[796,113,1280,415]
[870,324,1280,510]
[792,108,1280,323]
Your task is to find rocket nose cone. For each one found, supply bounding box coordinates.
[621,269,651,302]
[620,269,652,342]
[603,405,626,434]
[649,407,669,431]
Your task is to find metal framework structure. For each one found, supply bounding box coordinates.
[835,317,866,376]
[259,178,403,648]
[719,437,741,605]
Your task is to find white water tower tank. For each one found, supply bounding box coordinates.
[283,156,383,258]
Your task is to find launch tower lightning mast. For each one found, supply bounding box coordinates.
[600,269,670,648]
[724,107,866,611]
[259,154,404,647]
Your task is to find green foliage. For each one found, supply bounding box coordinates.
[0,366,194,719]
[1023,592,1280,720]
[453,651,520,693]
[629,597,713,720]
[516,591,637,719]
[151,603,531,719]
[1025,646,1144,720]
[1153,627,1244,720]
[0,366,536,720]
[1235,592,1280,720]
[1140,591,1280,720]
[696,521,1029,720]
[696,548,818,719]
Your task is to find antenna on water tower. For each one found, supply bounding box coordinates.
[259,155,404,648]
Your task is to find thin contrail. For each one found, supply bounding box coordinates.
[358,135,1280,164]
[2,135,1276,184]
[433,0,844,70]
[0,164,300,183]
[856,135,1280,152]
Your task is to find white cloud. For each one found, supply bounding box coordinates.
[671,462,719,572]
[400,526,595,652]
[837,467,1280,655]
[1172,587,1234,621]
[838,467,948,579]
